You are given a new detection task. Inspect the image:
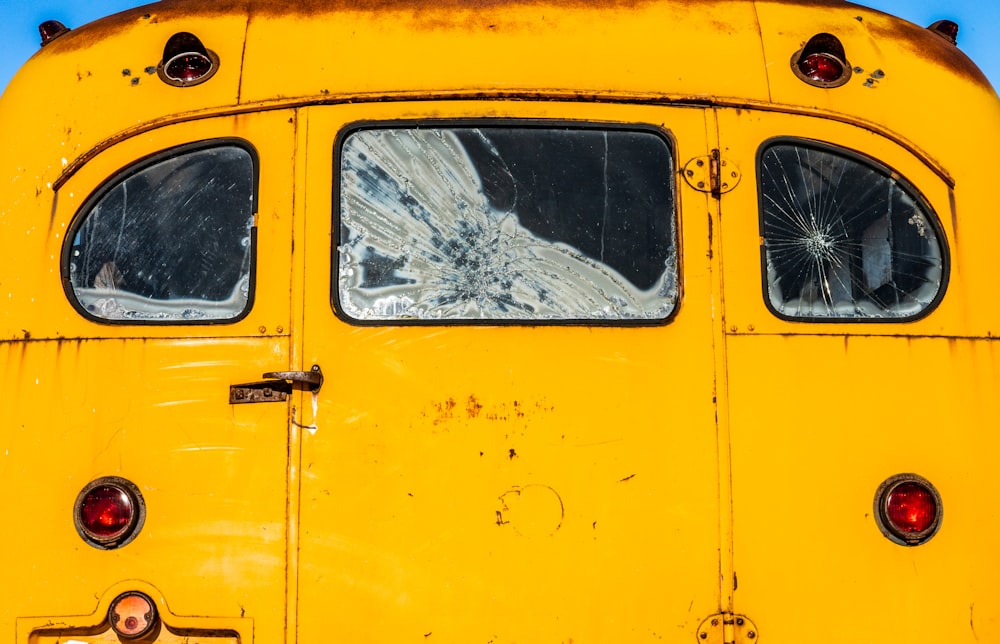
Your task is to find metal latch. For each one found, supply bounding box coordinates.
[696,612,759,644]
[230,364,324,404]
[684,149,741,196]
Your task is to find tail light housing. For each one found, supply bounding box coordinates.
[74,477,146,549]
[874,474,943,546]
[791,33,852,88]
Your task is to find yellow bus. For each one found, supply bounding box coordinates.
[1,0,997,642]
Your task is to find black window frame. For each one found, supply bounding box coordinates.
[332,119,682,327]
[61,138,260,326]
[756,137,949,323]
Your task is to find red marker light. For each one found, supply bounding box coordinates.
[792,33,852,88]
[885,481,937,533]
[928,20,959,45]
[38,20,70,46]
[158,32,219,87]
[74,477,145,548]
[798,53,845,84]
[874,474,942,546]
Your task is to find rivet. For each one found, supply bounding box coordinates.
[748,631,756,639]
[259,326,267,334]
[696,159,705,167]
[276,326,284,333]
[747,324,754,332]
[697,181,706,189]
[699,633,708,640]
[736,617,744,626]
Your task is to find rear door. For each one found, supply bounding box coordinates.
[27,111,298,642]
[715,108,966,643]
[294,100,727,642]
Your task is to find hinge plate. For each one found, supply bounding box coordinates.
[683,149,741,196]
[696,612,759,644]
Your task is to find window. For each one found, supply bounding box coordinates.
[759,140,945,320]
[336,125,678,322]
[66,143,256,322]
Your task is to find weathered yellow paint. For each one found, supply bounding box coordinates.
[0,0,997,642]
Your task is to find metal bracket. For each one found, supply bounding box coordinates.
[684,149,741,196]
[696,613,759,644]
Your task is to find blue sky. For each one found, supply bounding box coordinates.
[0,0,998,93]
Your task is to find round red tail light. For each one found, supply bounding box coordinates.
[109,591,158,640]
[74,477,145,549]
[874,474,942,546]
[791,32,852,88]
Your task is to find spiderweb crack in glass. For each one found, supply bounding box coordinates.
[760,143,943,319]
[338,128,678,321]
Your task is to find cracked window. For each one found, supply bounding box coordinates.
[67,144,256,322]
[337,125,677,322]
[759,140,945,320]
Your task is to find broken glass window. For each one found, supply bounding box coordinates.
[67,144,256,322]
[337,126,677,322]
[759,141,945,320]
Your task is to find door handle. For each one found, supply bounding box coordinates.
[263,364,324,392]
[230,364,323,404]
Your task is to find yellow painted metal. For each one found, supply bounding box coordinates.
[0,0,997,642]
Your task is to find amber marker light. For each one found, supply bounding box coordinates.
[157,32,220,87]
[109,591,158,640]
[791,32,852,88]
[74,477,145,549]
[874,474,943,546]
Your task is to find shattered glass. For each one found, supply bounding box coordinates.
[338,127,677,322]
[759,142,944,319]
[68,145,255,322]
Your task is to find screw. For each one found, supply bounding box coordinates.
[699,633,708,640]
[736,618,744,626]
[697,159,705,167]
[748,631,756,639]
[711,619,719,627]
[697,181,706,189]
